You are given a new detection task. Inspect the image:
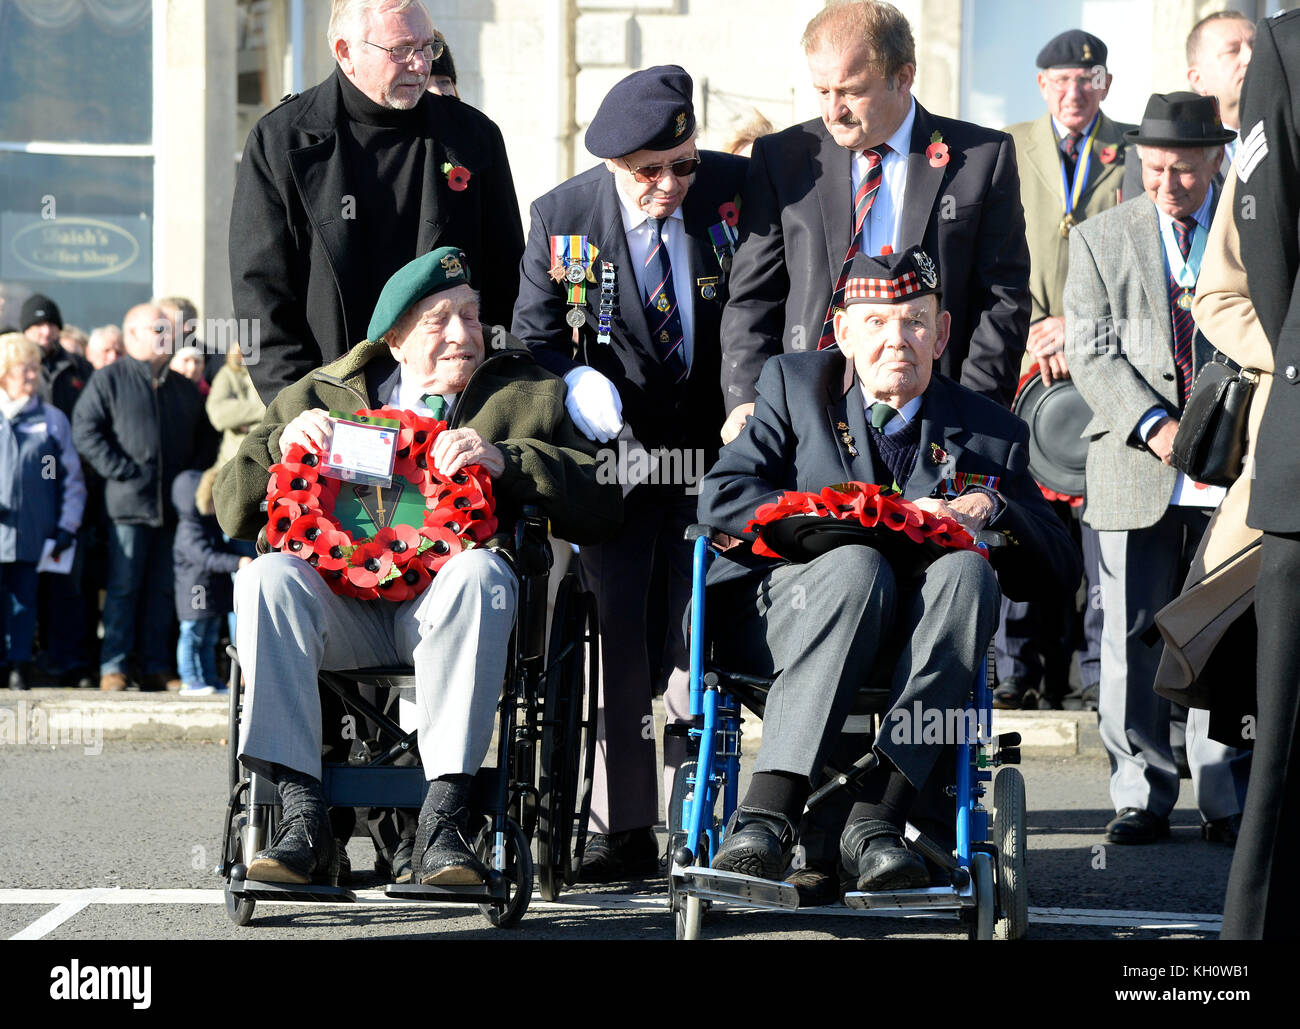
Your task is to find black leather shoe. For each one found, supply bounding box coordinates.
[578,826,662,883]
[992,679,1031,710]
[1062,684,1099,712]
[841,818,930,891]
[710,809,794,881]
[391,833,416,883]
[1105,807,1170,844]
[247,812,340,885]
[1201,813,1241,846]
[416,808,487,886]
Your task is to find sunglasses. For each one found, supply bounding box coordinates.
[623,155,701,183]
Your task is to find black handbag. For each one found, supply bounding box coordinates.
[1170,356,1259,487]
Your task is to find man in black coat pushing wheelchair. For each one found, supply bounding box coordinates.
[697,246,1079,896]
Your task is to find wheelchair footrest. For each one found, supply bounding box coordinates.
[672,866,800,911]
[232,878,357,904]
[842,884,973,911]
[384,877,506,904]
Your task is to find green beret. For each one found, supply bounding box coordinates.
[367,246,472,342]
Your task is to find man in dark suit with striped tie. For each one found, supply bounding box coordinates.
[718,0,1030,445]
[1066,93,1251,847]
[512,67,747,881]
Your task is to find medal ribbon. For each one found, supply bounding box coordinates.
[707,221,738,269]
[1055,115,1102,217]
[1162,218,1207,288]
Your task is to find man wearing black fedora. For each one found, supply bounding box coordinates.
[1065,92,1252,846]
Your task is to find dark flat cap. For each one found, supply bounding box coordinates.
[367,246,472,342]
[585,65,695,158]
[843,246,941,305]
[1037,29,1108,69]
[1125,91,1236,147]
[20,293,62,332]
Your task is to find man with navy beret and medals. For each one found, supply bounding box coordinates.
[1065,93,1251,849]
[997,30,1134,712]
[512,66,746,881]
[697,246,1077,895]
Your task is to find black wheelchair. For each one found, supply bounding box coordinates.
[218,508,599,929]
[668,526,1029,940]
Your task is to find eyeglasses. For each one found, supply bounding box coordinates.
[623,154,701,183]
[1044,73,1101,94]
[364,39,445,64]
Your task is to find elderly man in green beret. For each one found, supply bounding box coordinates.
[216,246,621,888]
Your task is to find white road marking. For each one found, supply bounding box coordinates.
[8,887,117,940]
[0,889,1220,931]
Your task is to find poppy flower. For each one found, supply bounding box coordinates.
[462,511,499,544]
[374,524,423,565]
[312,525,354,570]
[266,500,306,548]
[346,541,394,589]
[268,467,322,506]
[279,443,322,472]
[445,165,471,191]
[285,514,335,559]
[418,526,464,573]
[1099,145,1117,165]
[926,141,949,168]
[376,559,432,602]
[718,201,739,227]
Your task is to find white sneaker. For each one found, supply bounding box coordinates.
[179,683,216,697]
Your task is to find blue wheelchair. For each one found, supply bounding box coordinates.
[218,508,600,929]
[668,526,1028,940]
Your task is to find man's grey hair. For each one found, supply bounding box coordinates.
[327,0,428,49]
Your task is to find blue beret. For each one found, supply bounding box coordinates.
[843,246,941,305]
[1036,29,1107,69]
[585,65,696,158]
[367,246,472,342]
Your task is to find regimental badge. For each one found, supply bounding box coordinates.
[698,276,719,300]
[440,253,464,278]
[656,293,671,313]
[840,427,858,458]
[675,111,687,138]
[659,330,671,344]
[1082,42,1093,61]
[912,250,938,289]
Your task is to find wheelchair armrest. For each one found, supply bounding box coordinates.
[684,524,743,551]
[513,505,553,579]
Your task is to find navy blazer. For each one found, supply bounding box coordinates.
[720,105,1030,412]
[698,351,1080,602]
[512,152,748,472]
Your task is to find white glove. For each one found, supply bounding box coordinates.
[562,366,624,443]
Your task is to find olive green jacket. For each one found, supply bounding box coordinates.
[214,333,622,548]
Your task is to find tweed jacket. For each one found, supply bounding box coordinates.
[1065,194,1219,531]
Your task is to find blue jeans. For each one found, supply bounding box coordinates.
[177,617,221,687]
[1,561,39,664]
[101,523,175,677]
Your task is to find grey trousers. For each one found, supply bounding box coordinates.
[1097,508,1251,819]
[712,545,1000,790]
[235,550,517,783]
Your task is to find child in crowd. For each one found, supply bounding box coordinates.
[172,467,250,696]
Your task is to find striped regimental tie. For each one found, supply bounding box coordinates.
[818,145,889,351]
[1168,216,1197,407]
[643,217,688,383]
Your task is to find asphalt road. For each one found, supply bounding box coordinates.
[0,739,1235,942]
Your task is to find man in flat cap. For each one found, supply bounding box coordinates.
[699,246,1077,894]
[996,30,1134,713]
[229,0,524,406]
[1066,93,1251,848]
[512,65,746,881]
[216,246,621,888]
[718,0,1031,451]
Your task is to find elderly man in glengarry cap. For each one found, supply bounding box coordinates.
[512,66,747,882]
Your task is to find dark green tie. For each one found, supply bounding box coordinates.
[421,393,447,420]
[869,402,897,431]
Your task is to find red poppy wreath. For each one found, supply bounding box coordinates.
[264,408,498,601]
[744,481,985,562]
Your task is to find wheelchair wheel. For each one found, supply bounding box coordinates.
[969,851,995,941]
[222,793,256,927]
[537,575,598,900]
[476,819,533,929]
[993,767,1029,941]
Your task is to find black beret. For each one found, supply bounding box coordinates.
[430,32,456,83]
[1036,29,1108,69]
[585,65,695,158]
[21,293,62,331]
[843,246,941,305]
[367,246,472,342]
